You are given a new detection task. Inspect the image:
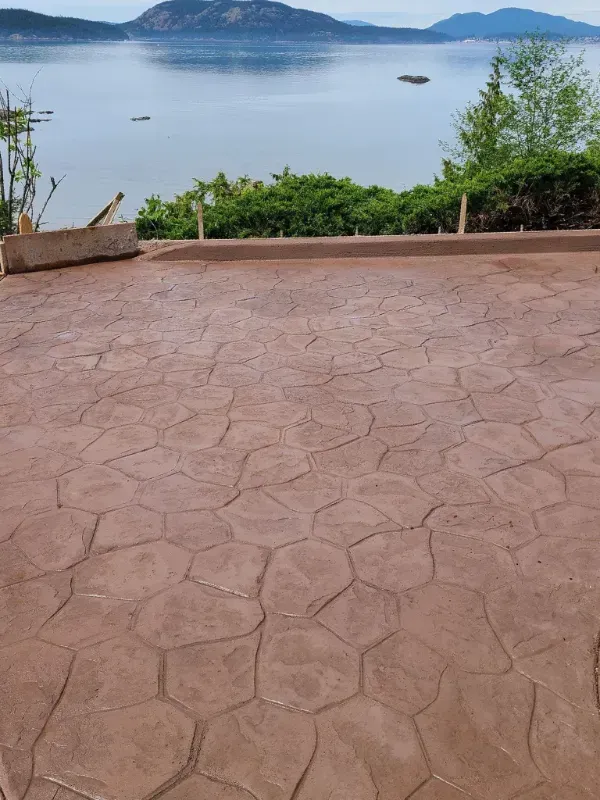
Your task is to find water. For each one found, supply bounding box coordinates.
[0,40,599,228]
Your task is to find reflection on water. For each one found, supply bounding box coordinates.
[139,42,340,74]
[0,40,596,227]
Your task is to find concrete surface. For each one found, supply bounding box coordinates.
[2,223,139,275]
[141,228,600,263]
[1,250,600,800]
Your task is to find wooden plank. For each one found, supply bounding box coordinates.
[102,194,124,226]
[458,193,468,235]
[197,203,204,240]
[18,213,34,234]
[87,193,124,227]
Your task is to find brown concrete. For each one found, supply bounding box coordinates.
[1,250,600,800]
[2,223,139,275]
[141,228,600,263]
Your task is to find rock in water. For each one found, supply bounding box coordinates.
[131,116,151,122]
[397,75,431,85]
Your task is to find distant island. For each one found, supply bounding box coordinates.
[429,7,600,40]
[0,9,128,41]
[342,20,376,28]
[122,0,450,43]
[0,2,599,44]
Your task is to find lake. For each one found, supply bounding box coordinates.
[1,40,599,228]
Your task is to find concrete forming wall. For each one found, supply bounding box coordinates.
[2,223,139,274]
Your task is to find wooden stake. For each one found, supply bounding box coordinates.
[458,193,468,235]
[18,213,33,234]
[197,203,204,240]
[87,193,124,227]
[0,241,7,274]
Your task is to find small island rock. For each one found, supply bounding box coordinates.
[398,75,431,85]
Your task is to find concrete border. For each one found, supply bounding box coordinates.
[140,229,600,263]
[2,223,139,274]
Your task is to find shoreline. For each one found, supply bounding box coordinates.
[1,37,599,46]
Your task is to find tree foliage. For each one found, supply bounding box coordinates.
[445,33,600,173]
[0,85,63,236]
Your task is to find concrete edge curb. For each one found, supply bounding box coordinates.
[139,230,600,263]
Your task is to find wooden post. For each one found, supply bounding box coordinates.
[197,203,204,240]
[458,193,468,235]
[18,213,33,234]
[0,241,7,274]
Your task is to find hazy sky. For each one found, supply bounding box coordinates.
[3,0,600,27]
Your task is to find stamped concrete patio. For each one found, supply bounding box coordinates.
[1,250,600,800]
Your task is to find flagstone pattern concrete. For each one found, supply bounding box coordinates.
[1,251,600,800]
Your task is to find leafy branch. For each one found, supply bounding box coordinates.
[0,80,64,235]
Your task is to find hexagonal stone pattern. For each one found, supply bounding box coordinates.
[317,581,399,649]
[0,639,72,749]
[166,633,259,717]
[295,695,429,800]
[417,670,540,800]
[349,472,436,527]
[3,251,600,797]
[14,508,96,570]
[55,634,159,717]
[351,529,433,593]
[136,582,264,648]
[36,700,195,800]
[38,595,137,649]
[74,542,190,600]
[364,631,446,715]
[197,700,316,800]
[314,498,393,547]
[160,775,255,800]
[262,540,352,616]
[401,583,511,673]
[0,573,71,646]
[190,542,269,597]
[530,687,600,794]
[92,505,163,553]
[258,616,359,712]
[219,489,311,547]
[59,465,138,513]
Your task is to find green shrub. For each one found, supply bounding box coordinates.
[136,152,600,240]
[136,170,404,240]
[403,150,600,234]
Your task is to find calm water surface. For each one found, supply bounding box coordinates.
[1,41,599,227]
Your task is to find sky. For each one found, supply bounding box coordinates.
[2,0,600,27]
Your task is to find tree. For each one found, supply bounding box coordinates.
[0,83,63,235]
[445,33,600,173]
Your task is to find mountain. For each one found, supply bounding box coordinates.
[124,0,451,43]
[430,7,600,39]
[0,9,128,41]
[342,20,376,27]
